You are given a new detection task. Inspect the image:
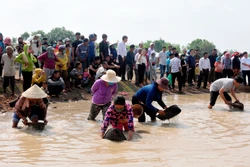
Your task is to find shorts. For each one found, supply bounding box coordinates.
[12,106,45,123]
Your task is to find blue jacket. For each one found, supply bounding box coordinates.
[0,33,5,54]
[134,82,166,113]
[110,47,117,59]
[186,55,195,68]
[88,41,95,59]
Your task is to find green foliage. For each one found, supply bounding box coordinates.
[31,30,46,40]
[12,37,17,44]
[20,32,30,40]
[187,39,216,55]
[46,27,75,44]
[142,38,181,52]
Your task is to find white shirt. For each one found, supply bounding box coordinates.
[31,41,42,56]
[199,57,211,71]
[241,57,250,71]
[1,53,16,76]
[95,66,106,80]
[117,41,127,57]
[170,57,181,73]
[158,51,167,65]
[137,54,147,65]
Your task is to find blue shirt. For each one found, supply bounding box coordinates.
[88,41,95,59]
[186,55,196,68]
[134,82,166,113]
[166,51,171,57]
[77,44,88,59]
[110,47,117,60]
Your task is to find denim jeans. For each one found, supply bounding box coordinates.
[160,64,166,78]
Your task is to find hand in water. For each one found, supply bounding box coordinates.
[158,110,165,116]
[22,118,28,125]
[225,101,232,105]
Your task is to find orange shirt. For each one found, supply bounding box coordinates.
[214,62,223,72]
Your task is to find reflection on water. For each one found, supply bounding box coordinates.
[0,94,250,167]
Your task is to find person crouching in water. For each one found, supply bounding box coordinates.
[87,70,121,120]
[12,85,48,128]
[208,76,243,109]
[47,70,65,97]
[101,95,134,140]
[132,78,169,122]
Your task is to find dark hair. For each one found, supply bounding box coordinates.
[175,53,179,57]
[93,33,97,37]
[172,47,176,50]
[122,35,128,40]
[213,49,217,51]
[168,45,172,48]
[190,49,194,52]
[195,49,199,51]
[75,61,81,68]
[234,76,243,84]
[170,53,174,57]
[130,44,135,49]
[223,51,227,55]
[102,34,107,38]
[114,95,125,105]
[83,38,89,43]
[80,35,85,39]
[162,46,166,49]
[75,32,80,36]
[243,51,248,55]
[94,56,100,61]
[66,44,70,48]
[53,70,60,75]
[203,52,208,55]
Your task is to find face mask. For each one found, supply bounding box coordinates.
[63,50,66,54]
[115,108,124,112]
[108,82,114,86]
[33,40,37,43]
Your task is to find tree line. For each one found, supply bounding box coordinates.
[12,27,221,55]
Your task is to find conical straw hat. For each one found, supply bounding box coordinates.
[22,84,47,99]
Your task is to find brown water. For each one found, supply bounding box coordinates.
[0,93,250,167]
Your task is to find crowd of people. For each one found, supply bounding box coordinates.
[0,31,248,141]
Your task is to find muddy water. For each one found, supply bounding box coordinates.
[0,93,250,167]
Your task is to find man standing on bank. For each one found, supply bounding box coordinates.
[117,36,128,81]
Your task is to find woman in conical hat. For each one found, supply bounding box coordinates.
[12,85,48,128]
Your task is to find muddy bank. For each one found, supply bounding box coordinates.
[0,79,249,112]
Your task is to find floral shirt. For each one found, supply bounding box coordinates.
[101,104,134,134]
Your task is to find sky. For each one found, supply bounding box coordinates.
[1,0,250,52]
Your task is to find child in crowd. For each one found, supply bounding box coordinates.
[101,95,134,141]
[195,63,200,82]
[69,62,83,88]
[82,67,90,85]
[41,82,48,94]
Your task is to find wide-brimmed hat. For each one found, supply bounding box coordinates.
[156,78,169,90]
[101,70,121,83]
[22,84,47,99]
[109,42,117,47]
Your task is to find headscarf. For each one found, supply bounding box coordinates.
[0,33,5,54]
[46,46,55,59]
[216,56,221,62]
[4,37,11,45]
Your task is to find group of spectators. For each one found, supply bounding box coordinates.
[0,31,250,97]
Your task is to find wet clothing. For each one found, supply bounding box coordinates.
[101,104,134,134]
[133,82,166,122]
[88,102,111,120]
[91,79,118,105]
[13,96,47,123]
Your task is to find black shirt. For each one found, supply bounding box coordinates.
[89,62,100,76]
[208,54,217,67]
[99,41,109,58]
[232,57,241,69]
[72,40,82,55]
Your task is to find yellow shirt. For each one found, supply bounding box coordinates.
[32,68,46,85]
[55,53,68,70]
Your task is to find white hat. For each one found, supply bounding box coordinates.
[109,42,117,47]
[101,70,121,83]
[150,42,154,45]
[22,84,47,99]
